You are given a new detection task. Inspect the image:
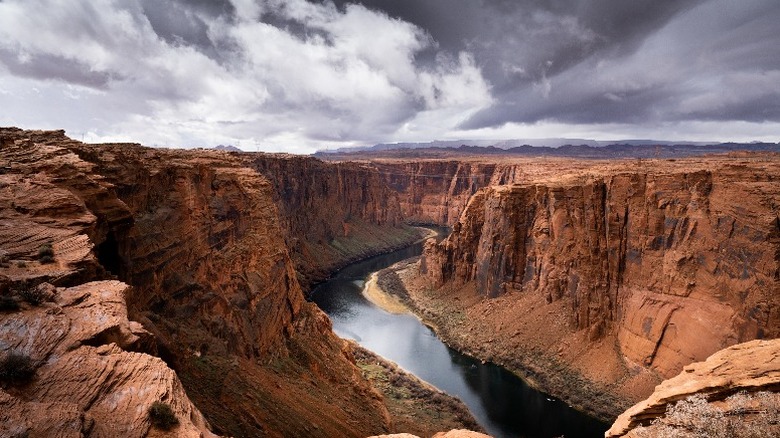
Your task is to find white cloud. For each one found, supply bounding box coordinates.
[1,0,776,152]
[0,0,493,152]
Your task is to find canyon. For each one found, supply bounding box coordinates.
[0,128,471,437]
[1,128,779,436]
[395,154,780,419]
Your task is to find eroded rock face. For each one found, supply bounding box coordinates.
[423,165,780,377]
[0,128,398,437]
[249,155,422,288]
[371,161,507,226]
[0,280,216,438]
[417,157,780,418]
[606,339,780,437]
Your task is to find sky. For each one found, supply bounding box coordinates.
[0,0,778,153]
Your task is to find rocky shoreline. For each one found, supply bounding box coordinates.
[350,343,485,436]
[375,257,636,422]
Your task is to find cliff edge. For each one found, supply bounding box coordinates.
[413,156,780,419]
[0,127,476,437]
[606,339,780,437]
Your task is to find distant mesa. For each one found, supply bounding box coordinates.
[213,144,242,152]
[314,139,780,159]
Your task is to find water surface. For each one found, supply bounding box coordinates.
[310,242,608,438]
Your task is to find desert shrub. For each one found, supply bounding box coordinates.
[148,401,179,430]
[37,244,54,264]
[725,391,780,437]
[0,295,20,312]
[16,261,26,268]
[17,283,46,305]
[634,392,780,438]
[0,352,37,384]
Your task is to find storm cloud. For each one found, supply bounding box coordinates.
[0,0,777,152]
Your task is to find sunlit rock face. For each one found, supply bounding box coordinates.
[607,339,780,438]
[424,163,780,378]
[414,155,780,418]
[0,128,401,437]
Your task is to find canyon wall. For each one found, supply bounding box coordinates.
[5,128,778,433]
[419,159,780,416]
[249,155,422,289]
[0,130,217,437]
[369,161,523,226]
[0,128,406,437]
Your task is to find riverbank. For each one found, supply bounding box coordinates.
[376,258,652,423]
[313,241,611,437]
[350,343,485,436]
[364,272,410,314]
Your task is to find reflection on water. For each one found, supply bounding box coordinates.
[310,239,608,438]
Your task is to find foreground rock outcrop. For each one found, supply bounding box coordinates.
[0,280,217,438]
[607,339,780,437]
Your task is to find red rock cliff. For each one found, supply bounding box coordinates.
[0,129,218,437]
[249,155,421,288]
[419,158,780,416]
[0,128,396,437]
[370,160,525,226]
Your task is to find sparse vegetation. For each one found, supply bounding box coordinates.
[352,344,483,433]
[16,261,26,268]
[37,243,54,264]
[0,352,37,384]
[148,401,179,430]
[633,392,780,438]
[17,282,47,305]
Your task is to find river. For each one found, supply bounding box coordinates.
[309,240,609,438]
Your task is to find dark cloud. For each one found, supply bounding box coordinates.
[172,0,236,18]
[682,92,780,123]
[455,0,780,128]
[329,0,704,85]
[0,48,113,88]
[1,0,778,151]
[258,6,335,46]
[139,0,239,63]
[326,0,780,130]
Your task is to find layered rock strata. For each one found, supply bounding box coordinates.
[249,155,423,289]
[606,339,780,437]
[0,128,469,437]
[370,161,507,226]
[0,281,216,438]
[416,157,780,418]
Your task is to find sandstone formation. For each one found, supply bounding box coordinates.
[249,155,423,289]
[370,161,505,226]
[368,430,491,438]
[0,128,477,437]
[0,280,217,438]
[404,155,780,419]
[606,338,780,437]
[5,126,778,435]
